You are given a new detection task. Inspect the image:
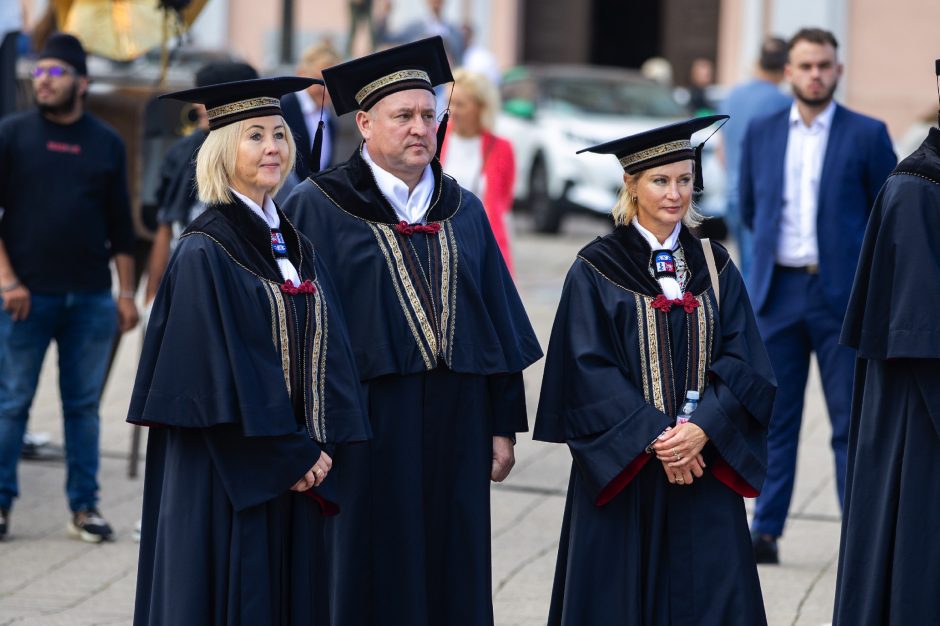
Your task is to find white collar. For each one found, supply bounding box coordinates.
[230,188,280,229]
[789,100,837,131]
[361,144,434,223]
[295,88,319,117]
[632,218,682,251]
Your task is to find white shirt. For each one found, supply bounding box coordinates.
[229,188,301,286]
[632,218,683,300]
[362,144,434,225]
[443,134,485,196]
[777,101,836,266]
[295,89,331,171]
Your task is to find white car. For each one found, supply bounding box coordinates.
[496,65,726,233]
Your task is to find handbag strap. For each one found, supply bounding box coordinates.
[701,238,720,310]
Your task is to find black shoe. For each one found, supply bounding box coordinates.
[0,508,8,540]
[751,532,779,564]
[68,509,114,543]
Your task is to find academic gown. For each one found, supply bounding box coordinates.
[128,198,370,626]
[533,224,776,626]
[833,127,940,626]
[282,147,542,626]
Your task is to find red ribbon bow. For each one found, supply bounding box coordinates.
[651,292,700,313]
[395,220,441,236]
[280,279,317,295]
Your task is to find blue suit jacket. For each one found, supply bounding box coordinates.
[280,92,338,179]
[740,104,896,315]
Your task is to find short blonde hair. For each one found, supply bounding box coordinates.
[613,162,704,227]
[451,68,500,132]
[299,41,340,72]
[195,116,296,205]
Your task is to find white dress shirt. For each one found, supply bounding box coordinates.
[443,134,485,196]
[632,218,683,300]
[295,89,331,171]
[362,144,434,225]
[777,101,836,266]
[229,188,301,285]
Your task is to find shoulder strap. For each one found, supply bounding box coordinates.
[701,237,720,310]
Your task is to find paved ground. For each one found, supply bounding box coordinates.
[0,215,842,625]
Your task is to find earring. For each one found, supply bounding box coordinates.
[631,195,637,204]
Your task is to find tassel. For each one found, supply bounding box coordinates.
[435,111,449,161]
[310,120,324,175]
[693,143,705,192]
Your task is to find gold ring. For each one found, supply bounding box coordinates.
[314,468,323,477]
[676,476,684,484]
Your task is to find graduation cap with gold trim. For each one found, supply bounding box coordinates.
[160,76,320,132]
[323,36,453,115]
[322,37,454,159]
[578,114,729,191]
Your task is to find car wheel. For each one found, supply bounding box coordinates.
[528,157,563,234]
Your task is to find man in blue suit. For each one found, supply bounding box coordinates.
[740,27,896,564]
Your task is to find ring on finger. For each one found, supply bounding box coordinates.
[675,474,683,484]
[314,468,324,478]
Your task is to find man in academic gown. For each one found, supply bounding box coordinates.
[832,74,940,625]
[282,37,542,626]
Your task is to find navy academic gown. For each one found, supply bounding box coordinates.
[128,198,370,626]
[282,148,542,626]
[534,224,775,626]
[833,128,940,625]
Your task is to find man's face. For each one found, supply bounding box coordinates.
[785,40,842,107]
[32,59,86,115]
[357,89,437,179]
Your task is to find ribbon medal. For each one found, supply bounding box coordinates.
[271,229,288,259]
[652,249,676,279]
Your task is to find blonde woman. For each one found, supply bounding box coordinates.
[534,115,775,625]
[128,77,369,626]
[441,68,516,272]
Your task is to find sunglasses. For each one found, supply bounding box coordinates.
[31,65,73,78]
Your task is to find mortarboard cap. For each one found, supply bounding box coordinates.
[160,76,320,131]
[322,36,453,115]
[578,115,729,191]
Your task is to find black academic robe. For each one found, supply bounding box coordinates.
[282,148,542,626]
[533,224,775,626]
[833,127,940,626]
[128,198,370,626]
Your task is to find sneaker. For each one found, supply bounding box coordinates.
[751,531,779,564]
[68,509,114,543]
[0,508,8,540]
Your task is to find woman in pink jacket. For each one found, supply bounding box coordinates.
[441,68,516,274]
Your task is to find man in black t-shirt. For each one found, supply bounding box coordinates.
[0,33,138,542]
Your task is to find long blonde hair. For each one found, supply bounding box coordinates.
[195,116,297,205]
[612,162,704,228]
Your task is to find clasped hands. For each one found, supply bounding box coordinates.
[290,450,333,492]
[652,422,709,486]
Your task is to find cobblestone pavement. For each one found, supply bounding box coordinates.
[0,215,840,625]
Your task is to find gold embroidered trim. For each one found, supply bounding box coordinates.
[262,284,277,347]
[634,295,651,405]
[376,223,439,360]
[368,223,435,368]
[696,294,708,393]
[619,139,691,169]
[445,223,459,367]
[309,282,327,441]
[437,225,453,363]
[267,283,291,394]
[206,97,280,122]
[643,295,666,413]
[355,69,431,105]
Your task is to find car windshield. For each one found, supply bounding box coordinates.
[541,77,685,117]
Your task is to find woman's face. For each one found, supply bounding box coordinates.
[231,116,290,202]
[629,160,694,237]
[448,83,483,137]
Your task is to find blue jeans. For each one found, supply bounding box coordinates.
[0,291,117,512]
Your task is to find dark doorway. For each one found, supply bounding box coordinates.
[591,1,663,69]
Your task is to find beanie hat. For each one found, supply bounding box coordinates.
[39,33,88,76]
